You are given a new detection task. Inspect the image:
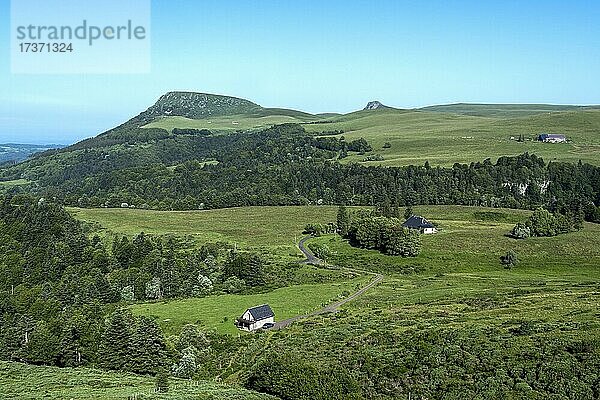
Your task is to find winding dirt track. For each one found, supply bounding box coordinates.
[272,236,383,330]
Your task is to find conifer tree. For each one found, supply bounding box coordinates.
[98,309,133,371]
[130,316,167,374]
[336,206,350,237]
[24,320,60,365]
[155,370,169,392]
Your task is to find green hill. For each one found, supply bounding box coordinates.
[302,108,600,166]
[132,91,263,125]
[22,92,600,166]
[419,103,600,117]
[134,92,321,131]
[132,94,600,166]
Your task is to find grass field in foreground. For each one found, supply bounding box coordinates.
[72,204,600,339]
[0,361,272,400]
[131,275,368,335]
[72,205,368,335]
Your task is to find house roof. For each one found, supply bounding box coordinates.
[539,133,566,139]
[246,304,274,321]
[402,215,434,229]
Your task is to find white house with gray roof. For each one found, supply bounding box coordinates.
[235,304,275,331]
[402,215,437,234]
[538,133,567,143]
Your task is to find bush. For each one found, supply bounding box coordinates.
[511,208,579,239]
[362,154,384,162]
[120,285,135,301]
[303,223,322,236]
[527,208,557,237]
[501,250,518,269]
[347,138,372,153]
[172,346,198,378]
[223,276,246,293]
[510,223,530,239]
[347,212,421,257]
[172,128,211,136]
[246,352,363,400]
[308,243,332,260]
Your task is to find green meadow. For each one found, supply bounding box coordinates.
[0,361,271,400]
[308,205,600,339]
[303,109,600,166]
[71,205,366,335]
[69,205,338,258]
[419,103,600,117]
[71,205,600,341]
[131,275,367,336]
[141,106,600,167]
[144,113,315,133]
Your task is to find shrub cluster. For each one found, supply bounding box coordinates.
[343,210,421,257]
[511,208,582,239]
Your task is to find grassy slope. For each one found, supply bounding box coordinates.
[310,205,600,339]
[70,205,365,335]
[303,109,600,166]
[71,205,600,340]
[144,110,321,133]
[0,361,272,400]
[419,103,600,117]
[0,178,30,187]
[69,206,338,259]
[131,276,367,335]
[142,105,600,166]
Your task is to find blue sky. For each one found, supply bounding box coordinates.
[1,0,599,144]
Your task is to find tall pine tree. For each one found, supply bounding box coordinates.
[98,309,133,371]
[336,206,350,237]
[130,316,167,374]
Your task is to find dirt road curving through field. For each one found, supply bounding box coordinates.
[272,236,383,330]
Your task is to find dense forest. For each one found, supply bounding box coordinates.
[0,195,286,371]
[2,124,599,220]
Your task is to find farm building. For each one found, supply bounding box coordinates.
[538,133,566,143]
[402,215,437,234]
[235,304,275,331]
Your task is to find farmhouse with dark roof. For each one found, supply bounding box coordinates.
[402,215,437,234]
[538,133,566,143]
[235,304,275,331]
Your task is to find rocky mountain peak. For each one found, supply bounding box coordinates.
[363,101,387,110]
[130,92,263,126]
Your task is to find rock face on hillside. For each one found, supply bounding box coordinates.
[363,101,387,110]
[132,92,263,126]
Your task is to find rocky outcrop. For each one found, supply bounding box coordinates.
[363,101,388,110]
[131,92,263,125]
